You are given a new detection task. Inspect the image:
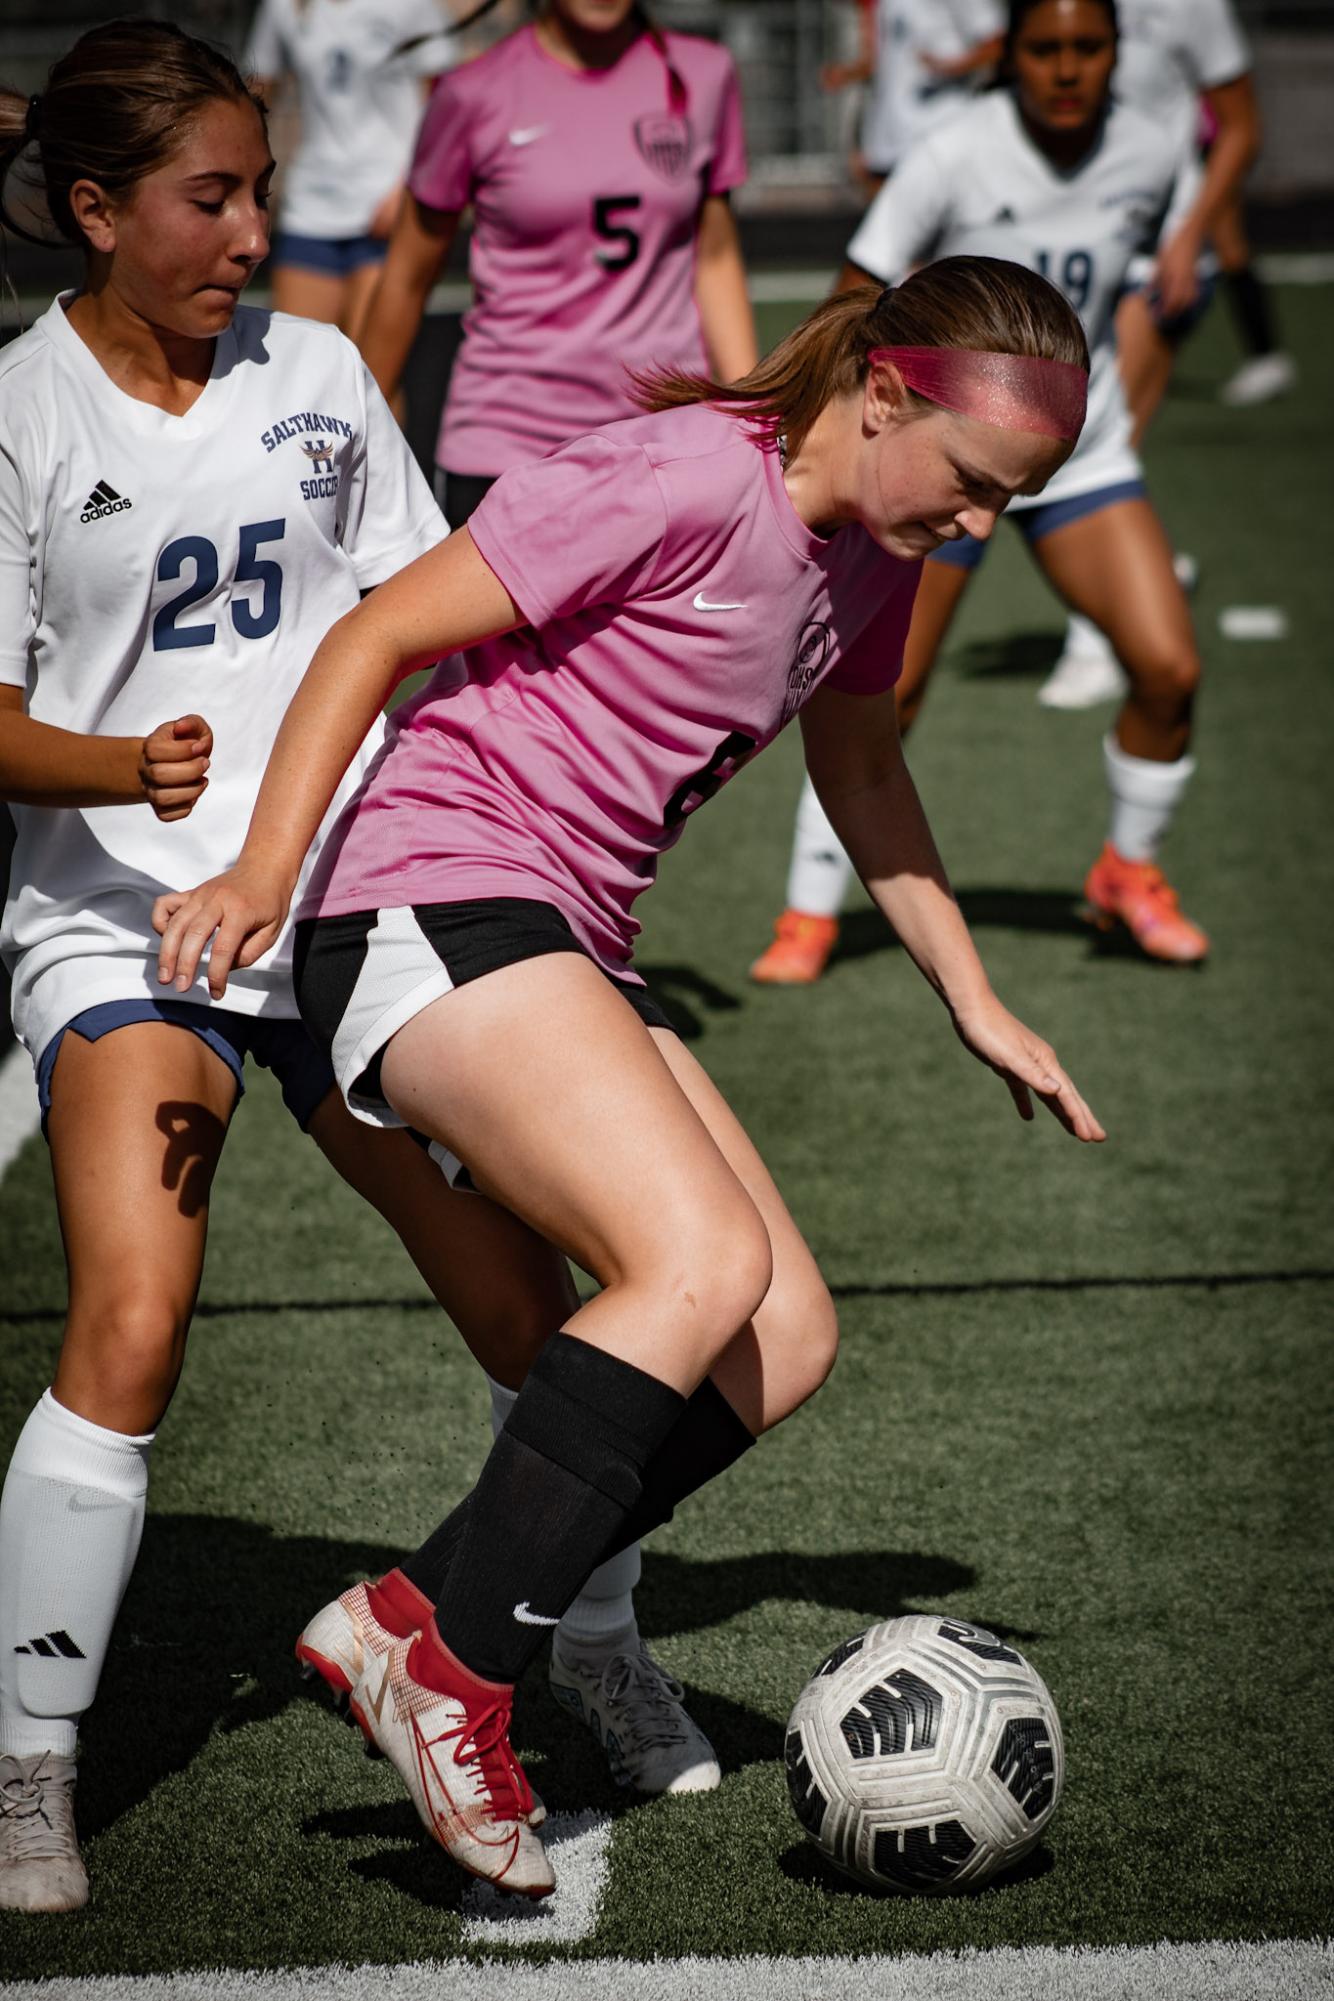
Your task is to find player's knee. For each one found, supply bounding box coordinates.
[1128,638,1199,718]
[770,1277,840,1412]
[660,1191,774,1346]
[65,1298,189,1420]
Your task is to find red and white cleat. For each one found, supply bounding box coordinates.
[347,1629,554,1898]
[1083,843,1209,964]
[297,1578,547,1829]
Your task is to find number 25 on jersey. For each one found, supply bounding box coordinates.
[153,520,286,652]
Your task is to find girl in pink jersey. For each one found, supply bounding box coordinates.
[157,256,1106,1899]
[358,0,757,527]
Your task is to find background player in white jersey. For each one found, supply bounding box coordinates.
[823,0,1003,196]
[355,0,757,531]
[155,259,1104,1898]
[1042,0,1291,706]
[751,0,1209,985]
[0,19,678,1916]
[245,0,452,342]
[1115,0,1292,417]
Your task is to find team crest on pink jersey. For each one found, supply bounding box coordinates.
[634,114,693,182]
[783,620,832,723]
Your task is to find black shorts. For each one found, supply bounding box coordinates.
[293,897,674,1133]
[432,468,496,532]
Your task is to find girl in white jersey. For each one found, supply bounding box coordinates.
[0,19,651,1917]
[356,0,757,530]
[158,257,1106,1898]
[246,0,451,342]
[751,0,1210,986]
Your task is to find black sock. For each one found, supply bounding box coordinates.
[399,1377,755,1604]
[1223,267,1277,358]
[430,1332,685,1683]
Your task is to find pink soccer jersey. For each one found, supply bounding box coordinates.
[408,26,747,474]
[306,405,921,976]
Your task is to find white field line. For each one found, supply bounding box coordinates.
[0,1040,40,1185]
[3,1940,1329,2001]
[460,1809,612,1945]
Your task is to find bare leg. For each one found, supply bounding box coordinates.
[337,262,385,345]
[1033,498,1198,763]
[895,556,975,735]
[307,1092,577,1389]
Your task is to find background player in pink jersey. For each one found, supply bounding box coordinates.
[356,0,757,528]
[156,257,1106,1898]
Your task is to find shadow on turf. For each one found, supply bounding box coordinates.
[637,962,744,1040]
[76,1517,1003,1847]
[951,629,1063,683]
[778,1838,1056,1898]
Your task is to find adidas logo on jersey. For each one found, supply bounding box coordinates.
[80,479,133,523]
[14,1629,86,1659]
[991,206,1017,224]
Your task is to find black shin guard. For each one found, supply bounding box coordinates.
[431,1333,685,1683]
[602,1377,756,1560]
[401,1376,757,1605]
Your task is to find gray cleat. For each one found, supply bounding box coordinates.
[0,1751,89,1913]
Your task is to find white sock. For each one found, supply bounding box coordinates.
[1103,734,1196,863]
[486,1372,641,1660]
[1063,613,1116,664]
[0,1390,153,1757]
[785,775,853,919]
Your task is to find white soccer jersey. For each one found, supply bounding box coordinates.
[246,0,451,238]
[861,0,1004,175]
[0,299,446,1062]
[846,93,1200,507]
[1115,0,1250,149]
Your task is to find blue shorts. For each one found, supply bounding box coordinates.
[271,231,387,278]
[926,479,1148,572]
[36,1001,335,1139]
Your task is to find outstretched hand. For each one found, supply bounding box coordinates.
[952,992,1106,1142]
[153,861,292,1000]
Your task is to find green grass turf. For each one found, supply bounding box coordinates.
[1,285,1331,1977]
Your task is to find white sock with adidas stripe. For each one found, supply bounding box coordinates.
[0,1390,153,1757]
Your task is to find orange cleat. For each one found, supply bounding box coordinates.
[749,910,840,985]
[1082,843,1209,963]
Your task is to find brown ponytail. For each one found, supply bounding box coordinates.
[636,256,1091,459]
[0,18,265,250]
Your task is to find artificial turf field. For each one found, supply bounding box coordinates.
[0,281,1331,1994]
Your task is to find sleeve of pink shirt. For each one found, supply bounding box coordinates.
[707,56,748,195]
[821,563,921,695]
[467,434,668,628]
[407,67,475,213]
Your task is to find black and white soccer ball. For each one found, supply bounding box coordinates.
[785,1614,1064,1894]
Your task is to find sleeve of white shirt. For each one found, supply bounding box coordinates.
[845,133,954,282]
[242,0,287,80]
[955,0,1004,45]
[405,0,454,78]
[337,362,448,589]
[1186,0,1251,89]
[0,442,33,690]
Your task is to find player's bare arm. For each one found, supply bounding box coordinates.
[799,681,1105,1143]
[692,195,759,382]
[0,687,211,818]
[358,196,461,403]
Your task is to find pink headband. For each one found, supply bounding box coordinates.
[868,346,1088,441]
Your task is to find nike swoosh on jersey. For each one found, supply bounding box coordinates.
[693,591,748,611]
[508,126,547,147]
[512,1601,561,1626]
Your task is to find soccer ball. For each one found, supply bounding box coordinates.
[785,1614,1064,1894]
